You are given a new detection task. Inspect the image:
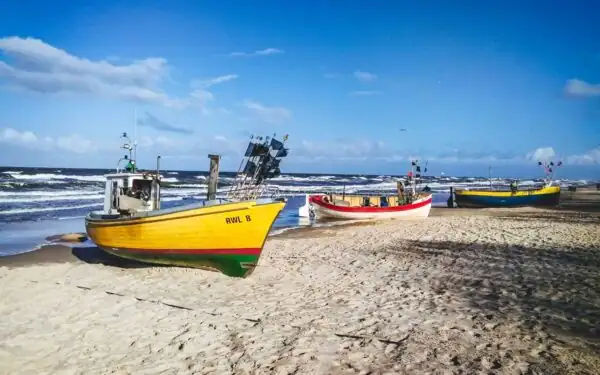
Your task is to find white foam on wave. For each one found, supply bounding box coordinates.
[0,190,101,197]
[161,177,179,183]
[0,194,104,204]
[0,202,102,216]
[4,172,106,182]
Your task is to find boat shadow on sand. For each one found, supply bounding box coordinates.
[72,246,230,276]
[71,246,159,269]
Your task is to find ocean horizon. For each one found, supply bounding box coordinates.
[0,166,596,257]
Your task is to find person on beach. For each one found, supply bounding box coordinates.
[510,180,518,193]
[397,181,406,205]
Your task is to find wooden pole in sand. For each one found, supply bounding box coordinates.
[207,154,220,201]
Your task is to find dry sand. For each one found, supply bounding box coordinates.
[0,190,599,375]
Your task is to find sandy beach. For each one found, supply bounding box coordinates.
[1,190,599,375]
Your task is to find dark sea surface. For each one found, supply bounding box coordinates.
[0,166,594,256]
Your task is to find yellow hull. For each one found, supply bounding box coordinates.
[84,199,286,277]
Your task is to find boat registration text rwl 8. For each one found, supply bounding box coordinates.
[225,215,252,224]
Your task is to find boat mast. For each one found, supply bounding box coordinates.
[410,159,426,196]
[133,108,138,172]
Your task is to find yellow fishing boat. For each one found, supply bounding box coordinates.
[85,133,290,277]
[453,162,563,208]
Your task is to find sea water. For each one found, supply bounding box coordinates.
[0,167,593,256]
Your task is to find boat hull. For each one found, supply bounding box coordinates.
[309,194,432,220]
[85,199,286,277]
[454,186,560,208]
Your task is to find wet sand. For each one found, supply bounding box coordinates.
[0,189,599,374]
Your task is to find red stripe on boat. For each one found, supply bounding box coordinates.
[310,195,432,213]
[111,247,262,256]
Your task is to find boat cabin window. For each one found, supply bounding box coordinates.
[130,179,152,201]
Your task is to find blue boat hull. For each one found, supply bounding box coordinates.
[454,191,560,208]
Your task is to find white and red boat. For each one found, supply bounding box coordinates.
[298,160,433,221]
[301,192,432,220]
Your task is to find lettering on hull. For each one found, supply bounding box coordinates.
[225,215,252,224]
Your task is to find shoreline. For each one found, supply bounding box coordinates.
[2,188,598,264]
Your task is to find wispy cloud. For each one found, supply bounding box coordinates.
[137,112,193,135]
[242,99,291,124]
[526,147,556,162]
[564,78,600,97]
[293,139,594,166]
[229,48,284,57]
[0,36,201,109]
[566,147,600,165]
[349,90,380,96]
[0,127,96,153]
[192,74,238,89]
[354,70,377,83]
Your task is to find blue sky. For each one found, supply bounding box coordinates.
[0,0,599,178]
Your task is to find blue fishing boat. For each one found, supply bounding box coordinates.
[453,161,562,208]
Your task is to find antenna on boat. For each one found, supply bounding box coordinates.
[120,132,136,173]
[133,107,138,169]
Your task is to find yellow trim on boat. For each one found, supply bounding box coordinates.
[455,186,560,197]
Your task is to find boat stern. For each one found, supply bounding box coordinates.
[298,194,315,218]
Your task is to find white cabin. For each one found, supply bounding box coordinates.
[102,172,161,215]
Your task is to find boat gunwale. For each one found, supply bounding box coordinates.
[310,193,432,213]
[454,186,560,198]
[85,199,286,227]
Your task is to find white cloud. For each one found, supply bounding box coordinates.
[229,48,284,57]
[0,36,200,109]
[1,127,38,144]
[525,146,600,165]
[354,70,377,83]
[0,127,95,153]
[294,139,389,162]
[242,99,291,124]
[55,134,96,153]
[293,140,560,165]
[192,74,238,89]
[349,90,380,96]
[564,79,600,97]
[566,147,600,165]
[526,147,556,162]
